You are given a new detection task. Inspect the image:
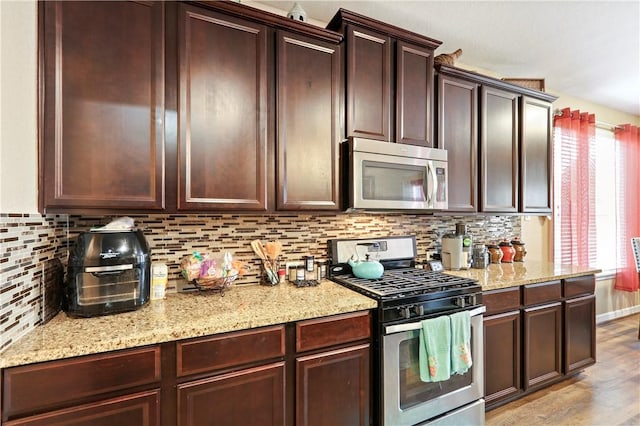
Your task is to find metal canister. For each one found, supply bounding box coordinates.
[471,244,489,269]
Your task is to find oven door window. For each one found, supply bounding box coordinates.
[361,160,428,202]
[398,330,473,410]
[77,269,142,306]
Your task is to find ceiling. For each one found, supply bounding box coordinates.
[255,1,640,117]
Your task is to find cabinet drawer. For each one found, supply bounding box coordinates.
[483,287,521,315]
[176,325,285,377]
[523,280,561,306]
[3,346,160,420]
[563,275,595,298]
[296,311,371,353]
[4,389,160,426]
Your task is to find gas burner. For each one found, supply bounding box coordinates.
[334,268,478,299]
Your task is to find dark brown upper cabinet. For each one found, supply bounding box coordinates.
[40,1,343,213]
[177,4,269,211]
[328,9,441,146]
[481,86,520,213]
[520,96,553,213]
[435,65,557,214]
[39,1,165,212]
[276,31,342,211]
[436,73,479,212]
[344,25,391,141]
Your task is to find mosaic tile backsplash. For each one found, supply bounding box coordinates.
[0,214,68,351]
[1,212,520,351]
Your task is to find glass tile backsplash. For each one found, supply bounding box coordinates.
[1,212,520,351]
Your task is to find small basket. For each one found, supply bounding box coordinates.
[501,78,545,92]
[193,273,239,295]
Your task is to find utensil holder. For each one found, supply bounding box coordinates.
[260,258,280,286]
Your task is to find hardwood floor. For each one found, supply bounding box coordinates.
[486,313,640,426]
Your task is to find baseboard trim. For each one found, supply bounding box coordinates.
[596,305,640,324]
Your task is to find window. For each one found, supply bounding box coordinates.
[553,112,619,274]
[592,128,617,272]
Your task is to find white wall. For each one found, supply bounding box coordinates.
[0,0,38,213]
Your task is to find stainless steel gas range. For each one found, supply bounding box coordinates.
[328,236,485,426]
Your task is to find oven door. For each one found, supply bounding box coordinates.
[382,307,485,426]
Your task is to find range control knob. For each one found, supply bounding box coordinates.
[399,307,412,319]
[414,305,425,316]
[454,296,466,308]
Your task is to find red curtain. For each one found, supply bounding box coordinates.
[553,108,597,266]
[614,124,640,292]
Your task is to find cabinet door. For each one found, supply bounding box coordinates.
[437,75,478,211]
[564,295,596,374]
[296,344,370,426]
[520,96,553,213]
[177,5,268,210]
[523,302,563,390]
[484,311,521,407]
[177,362,285,426]
[480,86,519,212]
[276,31,341,210]
[396,41,434,147]
[345,25,391,141]
[41,1,165,211]
[5,390,160,426]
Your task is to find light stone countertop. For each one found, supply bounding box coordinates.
[444,260,601,291]
[1,261,600,369]
[0,281,377,369]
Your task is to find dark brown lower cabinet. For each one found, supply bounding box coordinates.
[177,363,285,426]
[1,346,161,423]
[1,312,371,426]
[483,275,596,410]
[523,302,563,390]
[564,295,596,374]
[5,390,160,426]
[483,310,521,405]
[296,344,370,426]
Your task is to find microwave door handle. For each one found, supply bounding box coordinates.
[425,162,437,207]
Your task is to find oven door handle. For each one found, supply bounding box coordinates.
[384,305,486,335]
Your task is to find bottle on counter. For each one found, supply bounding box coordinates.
[316,260,327,280]
[151,263,168,300]
[455,223,473,269]
[296,265,305,281]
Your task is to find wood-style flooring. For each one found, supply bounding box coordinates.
[485,313,640,426]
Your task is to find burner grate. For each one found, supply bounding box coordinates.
[335,268,478,298]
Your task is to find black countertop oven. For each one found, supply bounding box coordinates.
[65,230,151,317]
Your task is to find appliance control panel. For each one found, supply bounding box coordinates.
[382,293,482,323]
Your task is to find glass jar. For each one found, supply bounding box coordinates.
[472,243,489,269]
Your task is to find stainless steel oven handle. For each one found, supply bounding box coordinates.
[384,305,486,335]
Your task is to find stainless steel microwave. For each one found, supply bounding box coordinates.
[346,137,448,211]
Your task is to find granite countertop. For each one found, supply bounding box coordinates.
[0,281,377,369]
[1,261,600,369]
[444,260,601,291]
